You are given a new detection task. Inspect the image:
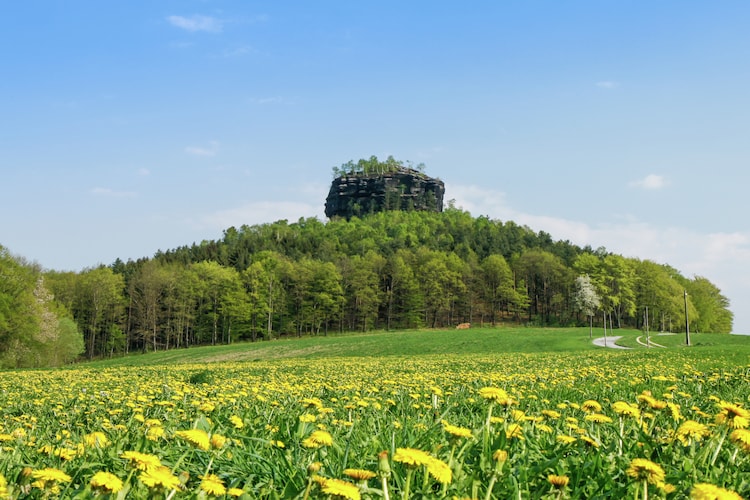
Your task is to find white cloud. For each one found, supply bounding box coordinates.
[90,187,136,198]
[193,201,325,230]
[596,81,619,89]
[629,174,668,190]
[185,140,220,157]
[137,168,151,176]
[448,183,750,333]
[167,15,223,33]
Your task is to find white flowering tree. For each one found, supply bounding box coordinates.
[574,275,601,338]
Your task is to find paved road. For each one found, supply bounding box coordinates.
[592,336,631,349]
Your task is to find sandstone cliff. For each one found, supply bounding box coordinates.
[325,168,445,219]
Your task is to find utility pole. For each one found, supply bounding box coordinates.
[684,290,691,346]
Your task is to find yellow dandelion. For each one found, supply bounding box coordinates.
[146,426,165,441]
[612,401,641,418]
[31,468,71,483]
[200,474,226,496]
[676,420,711,445]
[83,431,110,448]
[556,435,577,445]
[90,471,124,493]
[139,466,181,490]
[690,483,743,500]
[343,468,377,481]
[479,387,513,405]
[427,457,452,484]
[442,422,473,439]
[716,402,750,429]
[584,413,613,424]
[542,409,562,420]
[729,428,750,452]
[302,430,333,449]
[121,450,162,471]
[210,434,227,449]
[319,477,361,500]
[229,415,244,429]
[579,435,600,448]
[548,474,569,489]
[393,447,432,467]
[581,400,602,413]
[505,423,524,440]
[228,487,245,497]
[175,429,211,451]
[626,458,665,485]
[492,449,509,463]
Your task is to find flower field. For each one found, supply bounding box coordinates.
[0,348,748,499]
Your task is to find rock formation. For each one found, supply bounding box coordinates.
[325,167,445,219]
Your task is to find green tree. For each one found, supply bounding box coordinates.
[685,276,733,333]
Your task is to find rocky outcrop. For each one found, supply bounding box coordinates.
[325,168,445,219]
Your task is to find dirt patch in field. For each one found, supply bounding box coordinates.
[199,345,328,363]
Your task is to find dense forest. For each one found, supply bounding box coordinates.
[0,208,733,367]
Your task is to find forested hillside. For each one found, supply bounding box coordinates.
[1,208,733,366]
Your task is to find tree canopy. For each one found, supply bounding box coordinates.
[0,207,734,365]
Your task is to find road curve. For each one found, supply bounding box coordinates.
[592,336,632,349]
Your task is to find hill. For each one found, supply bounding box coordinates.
[2,207,734,367]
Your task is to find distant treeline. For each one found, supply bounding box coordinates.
[0,208,733,366]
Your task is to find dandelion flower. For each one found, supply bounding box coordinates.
[626,458,665,485]
[229,415,244,429]
[210,434,227,449]
[676,420,711,445]
[548,474,569,488]
[83,431,110,448]
[716,402,750,429]
[302,430,333,448]
[343,469,376,481]
[729,428,750,452]
[393,447,432,467]
[426,457,452,484]
[200,474,226,496]
[90,471,124,493]
[175,429,211,451]
[505,423,524,440]
[585,413,613,424]
[319,477,361,500]
[31,468,71,483]
[690,483,743,500]
[139,466,181,490]
[612,401,641,418]
[479,387,513,405]
[228,487,245,497]
[556,435,577,445]
[442,422,473,439]
[581,400,602,413]
[121,451,162,471]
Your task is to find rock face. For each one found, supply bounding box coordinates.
[325,168,445,219]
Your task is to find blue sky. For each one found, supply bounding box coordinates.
[2,2,749,332]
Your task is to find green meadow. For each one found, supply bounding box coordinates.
[1,327,748,499]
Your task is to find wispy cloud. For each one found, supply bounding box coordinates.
[448,183,750,333]
[194,201,324,230]
[185,140,220,157]
[629,174,668,190]
[167,15,223,33]
[137,168,150,176]
[90,187,137,198]
[596,81,619,89]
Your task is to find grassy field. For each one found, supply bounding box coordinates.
[1,327,748,499]
[78,326,750,368]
